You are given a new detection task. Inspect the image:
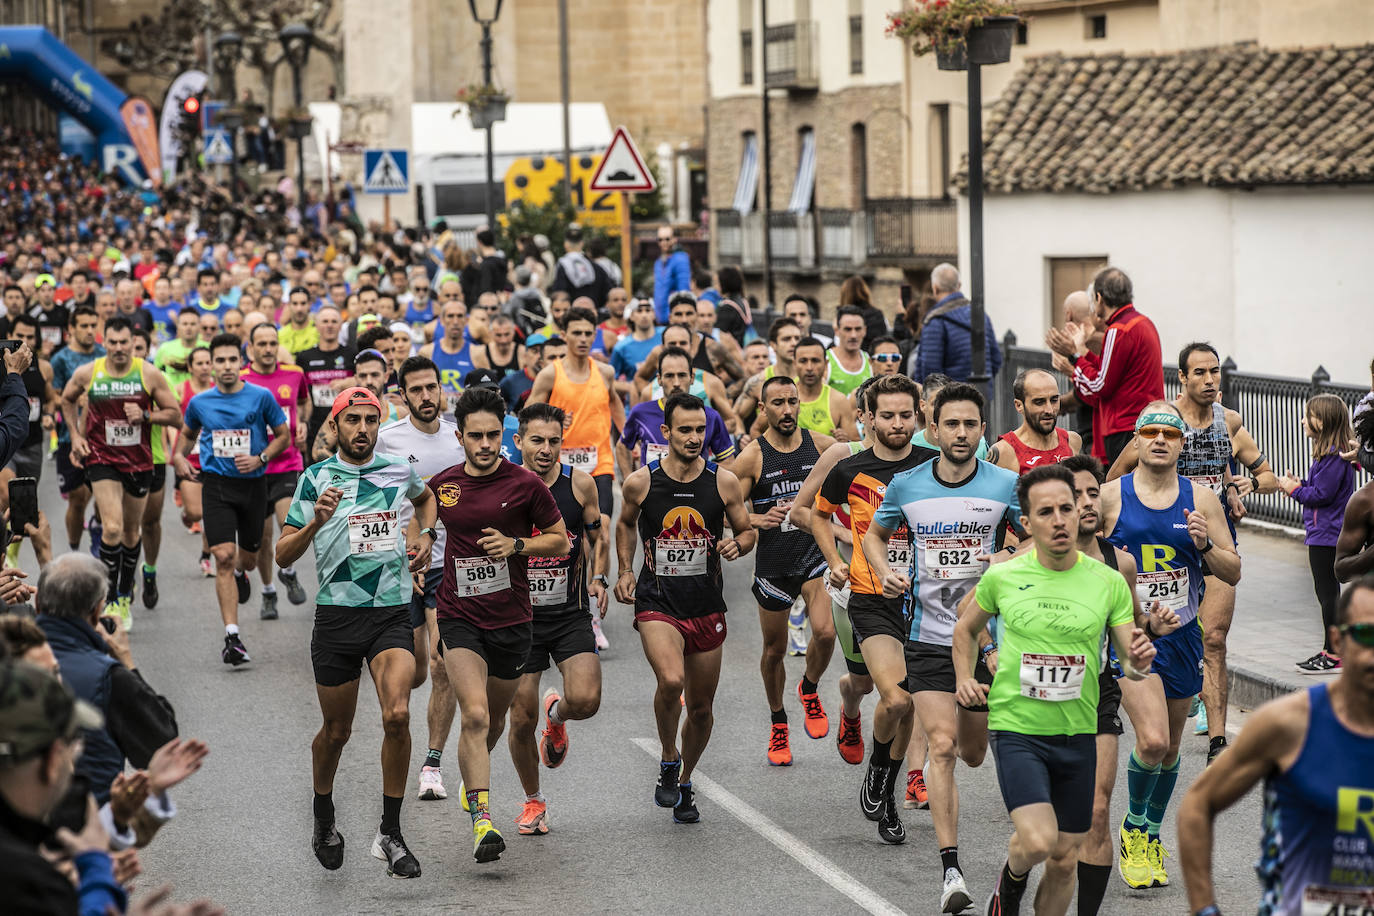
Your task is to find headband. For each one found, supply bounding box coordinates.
[1135,411,1186,432]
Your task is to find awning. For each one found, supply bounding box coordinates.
[732,132,759,212]
[787,128,816,213]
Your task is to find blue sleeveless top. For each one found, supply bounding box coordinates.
[1258,684,1374,915]
[433,341,475,399]
[1107,473,1204,626]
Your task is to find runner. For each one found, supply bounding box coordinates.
[173,346,215,577]
[152,308,203,389]
[420,300,476,404]
[952,463,1156,916]
[375,356,464,803]
[428,385,570,863]
[242,322,311,620]
[1100,402,1241,890]
[1179,574,1374,916]
[296,304,356,450]
[127,329,170,609]
[639,322,745,433]
[615,392,755,825]
[275,386,435,879]
[480,314,521,378]
[51,305,104,553]
[609,298,662,398]
[916,374,990,460]
[1335,466,1374,584]
[617,347,736,478]
[731,375,836,765]
[0,314,56,510]
[60,316,181,630]
[811,374,936,847]
[632,293,747,395]
[173,334,291,665]
[863,382,1020,905]
[311,349,402,461]
[986,368,1082,474]
[826,306,874,396]
[733,317,801,434]
[792,337,857,440]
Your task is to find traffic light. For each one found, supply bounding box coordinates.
[174,91,204,173]
[179,92,202,139]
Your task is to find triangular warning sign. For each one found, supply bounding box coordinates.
[589,126,656,193]
[366,151,408,192]
[204,131,234,163]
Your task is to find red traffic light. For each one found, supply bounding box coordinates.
[182,96,200,114]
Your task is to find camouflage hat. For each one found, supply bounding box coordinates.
[0,662,103,764]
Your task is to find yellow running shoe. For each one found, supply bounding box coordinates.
[472,818,505,863]
[459,781,468,812]
[117,596,133,634]
[1147,837,1171,886]
[1117,818,1153,888]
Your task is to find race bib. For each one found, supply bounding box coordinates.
[453,556,512,597]
[104,420,140,447]
[529,568,569,606]
[924,537,982,580]
[564,446,598,470]
[1302,885,1374,915]
[347,510,398,554]
[1188,473,1225,495]
[27,397,40,422]
[211,428,251,458]
[40,326,61,347]
[1136,567,1189,611]
[777,499,798,533]
[824,574,852,610]
[1019,653,1087,701]
[655,537,709,576]
[311,384,336,408]
[643,442,669,466]
[888,534,912,571]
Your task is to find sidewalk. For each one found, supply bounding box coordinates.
[1224,524,1337,708]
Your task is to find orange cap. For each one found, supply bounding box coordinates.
[330,386,383,420]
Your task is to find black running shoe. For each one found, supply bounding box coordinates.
[280,568,308,605]
[234,569,251,604]
[222,634,251,666]
[1207,735,1228,765]
[859,758,888,822]
[877,797,906,845]
[371,830,421,878]
[312,817,345,870]
[655,760,681,807]
[673,783,700,824]
[260,591,279,620]
[141,569,158,609]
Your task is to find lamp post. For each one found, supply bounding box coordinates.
[467,0,505,232]
[212,31,242,201]
[279,22,314,202]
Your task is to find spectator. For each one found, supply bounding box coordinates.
[1056,289,1098,448]
[783,294,830,348]
[651,225,691,324]
[691,268,720,306]
[0,340,35,471]
[550,224,612,309]
[838,274,888,352]
[1046,266,1164,464]
[473,228,509,298]
[1352,357,1374,474]
[504,265,548,337]
[587,236,622,288]
[915,262,1002,388]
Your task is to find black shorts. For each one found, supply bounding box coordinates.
[266,470,300,505]
[752,562,827,612]
[954,652,998,712]
[438,616,533,680]
[148,463,166,494]
[54,443,86,495]
[525,612,597,673]
[310,604,414,688]
[989,731,1096,833]
[4,441,43,480]
[847,592,907,645]
[593,474,613,516]
[407,567,443,630]
[86,464,153,499]
[905,640,961,694]
[200,472,268,551]
[1097,670,1123,736]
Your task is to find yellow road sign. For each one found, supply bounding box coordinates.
[504,154,623,229]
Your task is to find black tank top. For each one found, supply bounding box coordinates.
[750,430,824,576]
[692,333,715,374]
[1097,535,1121,680]
[528,465,588,620]
[486,344,520,377]
[636,459,727,619]
[21,362,44,447]
[1096,536,1119,571]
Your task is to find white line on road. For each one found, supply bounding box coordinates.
[631,737,907,916]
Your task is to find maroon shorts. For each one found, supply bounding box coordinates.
[633,610,727,656]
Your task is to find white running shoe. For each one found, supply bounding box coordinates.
[941,867,973,913]
[591,616,609,650]
[417,765,447,800]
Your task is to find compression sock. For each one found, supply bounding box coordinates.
[998,860,1029,907]
[117,540,141,596]
[800,675,818,695]
[1125,749,1161,831]
[770,708,787,725]
[380,794,402,836]
[466,788,490,825]
[1076,862,1112,916]
[142,562,156,574]
[99,540,121,601]
[940,846,961,873]
[313,792,334,822]
[870,736,893,768]
[424,748,442,767]
[1145,755,1182,840]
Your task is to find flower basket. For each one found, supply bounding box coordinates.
[468,94,509,130]
[966,15,1017,65]
[886,0,1019,64]
[936,41,968,70]
[285,116,313,139]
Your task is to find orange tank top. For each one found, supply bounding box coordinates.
[550,358,614,477]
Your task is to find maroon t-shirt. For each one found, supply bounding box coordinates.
[430,459,562,629]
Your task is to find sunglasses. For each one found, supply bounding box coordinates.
[873,353,902,363]
[1136,426,1183,441]
[1339,623,1374,647]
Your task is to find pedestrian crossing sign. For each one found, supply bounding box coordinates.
[203,128,234,165]
[363,149,409,195]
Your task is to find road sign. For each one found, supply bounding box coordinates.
[589,126,656,193]
[363,149,409,195]
[203,128,234,165]
[504,154,623,229]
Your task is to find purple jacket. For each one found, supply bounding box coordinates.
[1289,452,1356,546]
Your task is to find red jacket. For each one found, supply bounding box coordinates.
[1070,304,1164,460]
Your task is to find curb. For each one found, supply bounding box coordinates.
[1228,663,1308,709]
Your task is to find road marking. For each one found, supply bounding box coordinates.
[631,737,906,916]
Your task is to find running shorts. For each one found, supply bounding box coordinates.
[633,609,726,656]
[266,470,300,505]
[54,443,86,495]
[525,613,598,673]
[593,474,613,517]
[952,651,997,711]
[905,640,962,694]
[86,464,153,499]
[846,592,906,645]
[1097,670,1124,736]
[989,731,1096,834]
[752,561,827,612]
[407,566,443,630]
[148,463,166,494]
[311,604,414,687]
[4,441,42,480]
[438,617,533,681]
[832,597,868,677]
[200,472,268,552]
[1151,619,1205,700]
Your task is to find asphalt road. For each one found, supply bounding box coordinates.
[42,478,1269,915]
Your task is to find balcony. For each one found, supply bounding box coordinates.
[866,197,958,262]
[764,21,819,91]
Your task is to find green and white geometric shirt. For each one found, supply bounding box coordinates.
[286,453,427,609]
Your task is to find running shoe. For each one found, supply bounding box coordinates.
[1188,695,1200,718]
[234,569,250,604]
[877,797,905,845]
[279,568,308,605]
[1193,702,1208,735]
[903,770,929,810]
[787,605,808,656]
[173,489,183,509]
[767,722,792,766]
[515,798,549,835]
[1117,819,1153,888]
[941,867,973,913]
[87,517,102,557]
[417,765,446,800]
[222,633,251,666]
[370,831,421,878]
[796,681,829,739]
[1146,837,1171,886]
[311,817,345,870]
[141,568,158,609]
[472,819,505,863]
[984,863,1025,916]
[591,615,609,650]
[458,781,468,811]
[1296,651,1341,674]
[260,591,279,621]
[539,687,569,769]
[859,758,888,821]
[836,713,864,765]
[190,521,202,535]
[673,783,700,824]
[1207,736,1228,764]
[199,556,213,578]
[113,596,133,634]
[655,760,681,807]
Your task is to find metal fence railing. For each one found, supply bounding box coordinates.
[992,332,1370,529]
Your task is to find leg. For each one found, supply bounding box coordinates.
[312,678,362,795]
[757,606,787,715]
[506,673,543,797]
[1036,828,1089,916]
[955,706,987,768]
[680,645,724,783]
[141,482,164,568]
[426,616,457,756]
[211,542,239,627]
[1118,674,1169,837]
[444,648,498,793]
[116,489,147,598]
[801,579,835,684]
[1310,545,1342,655]
[1074,733,1119,915]
[65,482,90,549]
[410,621,429,690]
[553,652,602,721]
[118,490,147,547]
[638,620,688,763]
[838,671,874,717]
[368,647,416,800]
[258,498,289,586]
[179,480,203,523]
[1146,697,1193,840]
[914,691,960,848]
[1197,577,1234,738]
[859,635,913,748]
[90,479,125,599]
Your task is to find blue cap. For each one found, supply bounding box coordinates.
[525,333,548,347]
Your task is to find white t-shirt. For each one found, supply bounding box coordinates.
[376,417,465,568]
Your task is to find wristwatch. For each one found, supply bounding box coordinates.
[419,527,437,540]
[512,537,525,555]
[258,453,268,467]
[593,574,609,587]
[1200,537,1215,554]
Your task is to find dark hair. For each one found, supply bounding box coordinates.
[68,305,98,326]
[476,228,495,248]
[1336,573,1374,625]
[208,332,242,357]
[794,336,827,357]
[868,373,919,412]
[197,268,218,284]
[69,269,90,283]
[104,315,134,337]
[189,345,211,365]
[132,328,151,349]
[855,375,880,413]
[586,236,606,259]
[667,291,697,311]
[717,265,744,298]
[178,306,200,319]
[10,313,38,334]
[835,305,866,326]
[453,385,506,431]
[1091,267,1132,310]
[517,402,566,435]
[288,285,310,302]
[662,392,705,428]
[658,346,693,374]
[248,321,277,343]
[397,355,438,391]
[1060,453,1105,484]
[692,269,713,290]
[760,375,797,401]
[356,325,391,353]
[565,306,597,330]
[1012,367,1057,403]
[0,614,47,657]
[782,293,812,314]
[1018,464,1078,515]
[354,349,387,372]
[767,316,799,343]
[1178,341,1220,372]
[3,284,23,298]
[839,275,873,309]
[932,382,985,423]
[871,336,899,351]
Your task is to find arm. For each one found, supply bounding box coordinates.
[143,366,183,426]
[704,373,743,436]
[311,420,338,463]
[1287,456,1351,508]
[733,373,763,425]
[1226,412,1279,495]
[861,519,906,598]
[613,468,648,602]
[706,339,746,384]
[574,471,609,616]
[1069,325,1122,400]
[525,364,556,406]
[0,370,31,465]
[633,347,662,394]
[830,390,858,442]
[479,518,569,559]
[276,485,343,568]
[235,420,291,474]
[1188,485,1241,585]
[1334,487,1374,582]
[1068,429,1083,455]
[614,440,636,481]
[1105,439,1139,480]
[601,363,625,435]
[717,468,758,559]
[985,439,1019,472]
[60,363,94,458]
[789,441,847,533]
[105,666,179,770]
[733,444,778,529]
[952,598,994,707]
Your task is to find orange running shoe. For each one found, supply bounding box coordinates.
[767,722,792,766]
[796,681,830,739]
[836,713,864,765]
[903,770,929,810]
[539,688,569,768]
[515,798,549,835]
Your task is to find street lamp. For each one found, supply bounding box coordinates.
[279,22,315,201]
[212,31,243,200]
[467,0,505,231]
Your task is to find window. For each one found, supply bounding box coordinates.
[931,103,951,198]
[850,123,867,208]
[732,132,760,212]
[435,183,506,219]
[849,0,864,74]
[1048,257,1108,327]
[742,29,754,85]
[1016,22,1028,45]
[788,127,816,213]
[1087,14,1107,39]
